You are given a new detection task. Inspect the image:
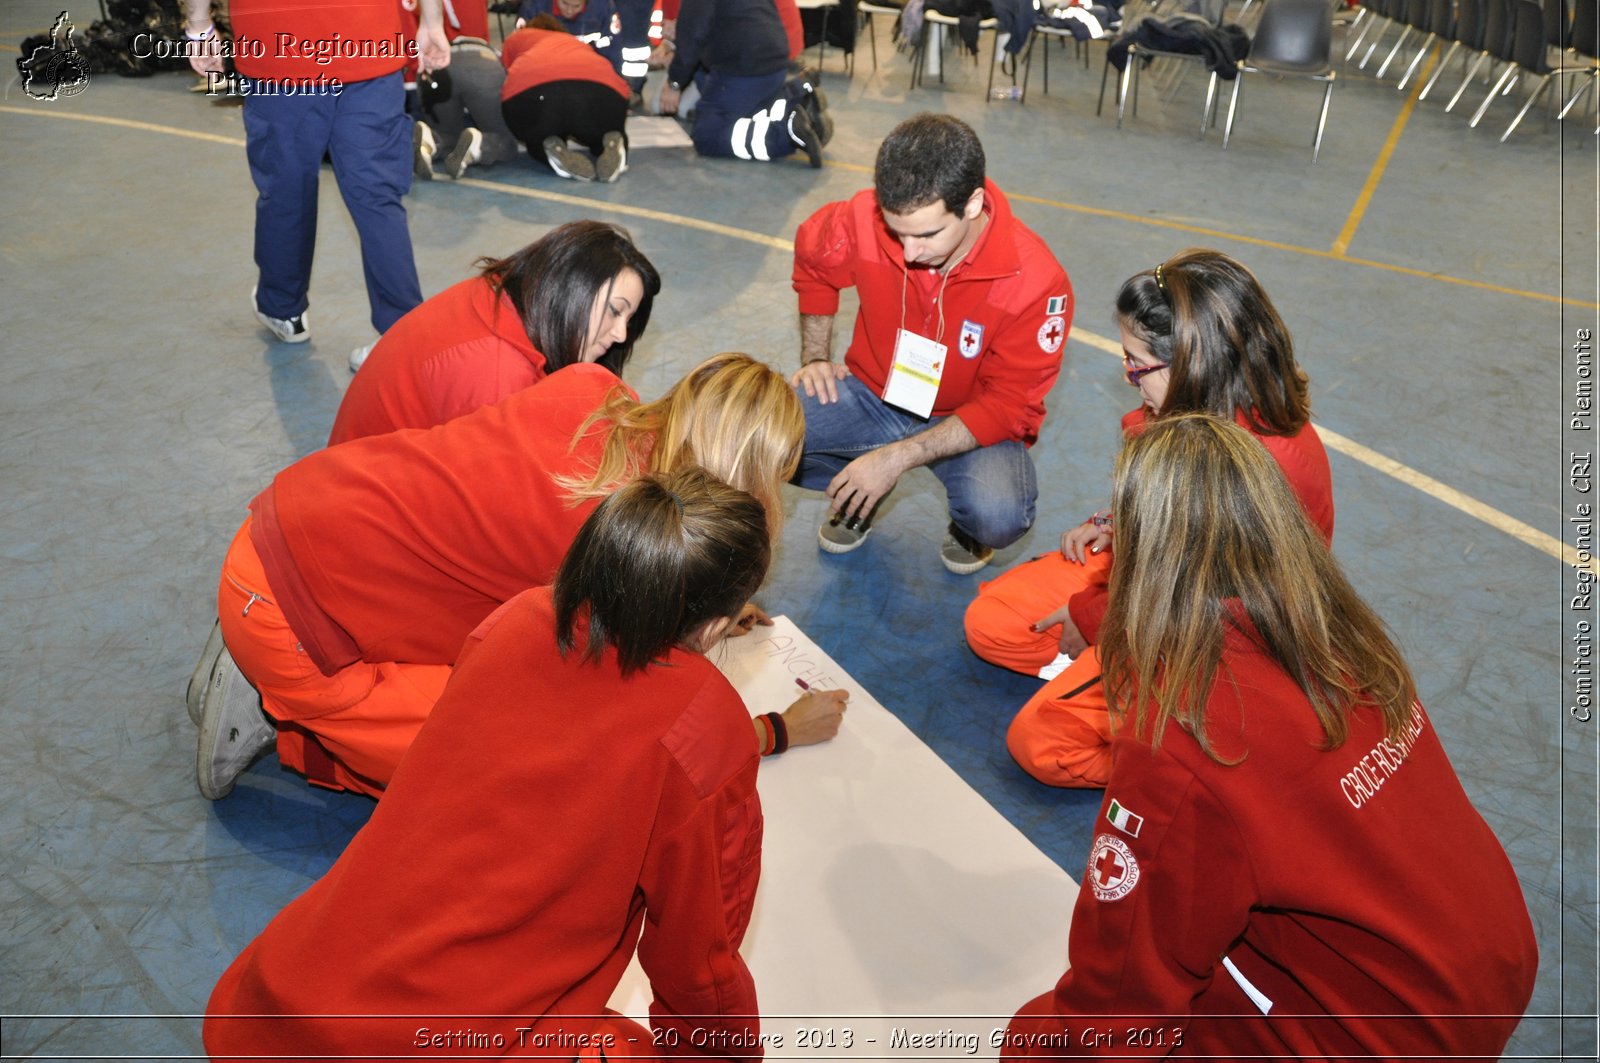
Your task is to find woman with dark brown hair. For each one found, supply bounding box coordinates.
[333,219,660,439]
[206,469,778,1060]
[1004,415,1536,1062]
[965,249,1333,787]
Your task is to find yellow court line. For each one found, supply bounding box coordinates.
[1073,328,1591,573]
[1007,189,1595,309]
[0,104,249,146]
[1312,423,1592,573]
[4,102,1584,572]
[4,104,1590,308]
[454,176,796,251]
[758,158,1599,307]
[1333,50,1438,256]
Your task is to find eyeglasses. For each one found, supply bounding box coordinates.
[1123,355,1169,386]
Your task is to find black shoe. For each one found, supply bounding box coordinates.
[787,69,833,147]
[789,107,824,168]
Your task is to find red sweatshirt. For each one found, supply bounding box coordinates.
[501,26,630,100]
[792,180,1073,448]
[1006,619,1537,1062]
[231,0,412,82]
[329,275,547,444]
[1067,407,1334,644]
[205,587,764,1060]
[251,363,635,675]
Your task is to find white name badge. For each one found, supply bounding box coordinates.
[882,328,947,419]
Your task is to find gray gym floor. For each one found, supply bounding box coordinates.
[2,0,1596,1056]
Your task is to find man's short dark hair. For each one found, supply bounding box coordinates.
[873,114,986,216]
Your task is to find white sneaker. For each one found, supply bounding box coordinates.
[195,647,276,800]
[413,121,437,181]
[443,127,483,179]
[349,341,376,374]
[251,285,309,343]
[186,619,226,727]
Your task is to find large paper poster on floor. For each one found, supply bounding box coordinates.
[607,616,1080,1057]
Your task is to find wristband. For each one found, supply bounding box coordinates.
[757,714,775,756]
[185,22,216,40]
[803,357,831,366]
[767,711,789,755]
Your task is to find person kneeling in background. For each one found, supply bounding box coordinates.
[501,15,632,181]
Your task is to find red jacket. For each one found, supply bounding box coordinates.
[232,0,411,82]
[329,275,547,444]
[1006,620,1537,1061]
[792,180,1072,447]
[1067,408,1334,644]
[501,26,631,99]
[205,587,764,1060]
[251,363,634,675]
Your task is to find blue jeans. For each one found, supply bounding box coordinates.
[794,375,1038,549]
[244,72,423,334]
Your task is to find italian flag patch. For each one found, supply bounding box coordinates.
[1106,797,1143,838]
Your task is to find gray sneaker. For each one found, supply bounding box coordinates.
[543,136,596,181]
[443,126,482,179]
[818,515,871,554]
[596,131,628,183]
[349,341,376,374]
[195,647,275,800]
[186,619,226,727]
[939,523,995,575]
[251,284,309,344]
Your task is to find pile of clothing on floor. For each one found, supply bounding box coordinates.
[19,0,201,78]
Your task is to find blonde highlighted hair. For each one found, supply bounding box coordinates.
[560,353,804,537]
[1099,414,1415,760]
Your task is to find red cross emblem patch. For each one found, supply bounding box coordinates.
[958,320,984,359]
[1087,833,1140,902]
[1037,315,1066,355]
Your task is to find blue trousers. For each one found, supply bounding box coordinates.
[243,72,423,335]
[690,68,797,161]
[794,374,1039,549]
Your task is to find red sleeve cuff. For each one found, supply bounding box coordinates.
[1068,584,1110,646]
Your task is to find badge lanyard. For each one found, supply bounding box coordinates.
[882,245,971,419]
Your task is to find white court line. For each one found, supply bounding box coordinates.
[1073,329,1589,574]
[4,104,1583,574]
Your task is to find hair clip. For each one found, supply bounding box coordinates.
[1153,263,1168,296]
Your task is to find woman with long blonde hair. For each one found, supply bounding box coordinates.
[1005,415,1536,1062]
[189,353,842,801]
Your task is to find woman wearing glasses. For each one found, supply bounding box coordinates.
[963,249,1333,788]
